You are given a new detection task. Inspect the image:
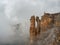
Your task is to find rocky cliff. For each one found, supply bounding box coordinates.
[30,12,60,45]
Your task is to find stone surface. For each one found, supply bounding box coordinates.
[30,12,60,45]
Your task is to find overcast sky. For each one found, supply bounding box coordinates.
[1,0,60,19]
[0,0,60,43]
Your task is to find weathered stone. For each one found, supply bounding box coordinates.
[36,16,40,34]
[30,12,60,45]
[30,16,35,40]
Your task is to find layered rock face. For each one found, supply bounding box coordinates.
[30,16,35,40]
[30,13,60,45]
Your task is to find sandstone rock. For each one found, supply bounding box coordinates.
[30,12,60,45]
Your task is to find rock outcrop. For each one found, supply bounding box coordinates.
[30,12,60,45]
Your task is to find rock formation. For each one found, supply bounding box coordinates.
[30,12,60,45]
[30,16,35,38]
[36,16,41,35]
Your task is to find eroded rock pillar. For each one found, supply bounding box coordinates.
[30,16,35,44]
[36,16,40,34]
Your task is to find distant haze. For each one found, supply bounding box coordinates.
[0,0,60,44]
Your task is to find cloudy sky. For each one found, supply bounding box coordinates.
[0,0,60,43]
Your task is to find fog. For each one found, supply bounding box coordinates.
[0,0,60,44]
